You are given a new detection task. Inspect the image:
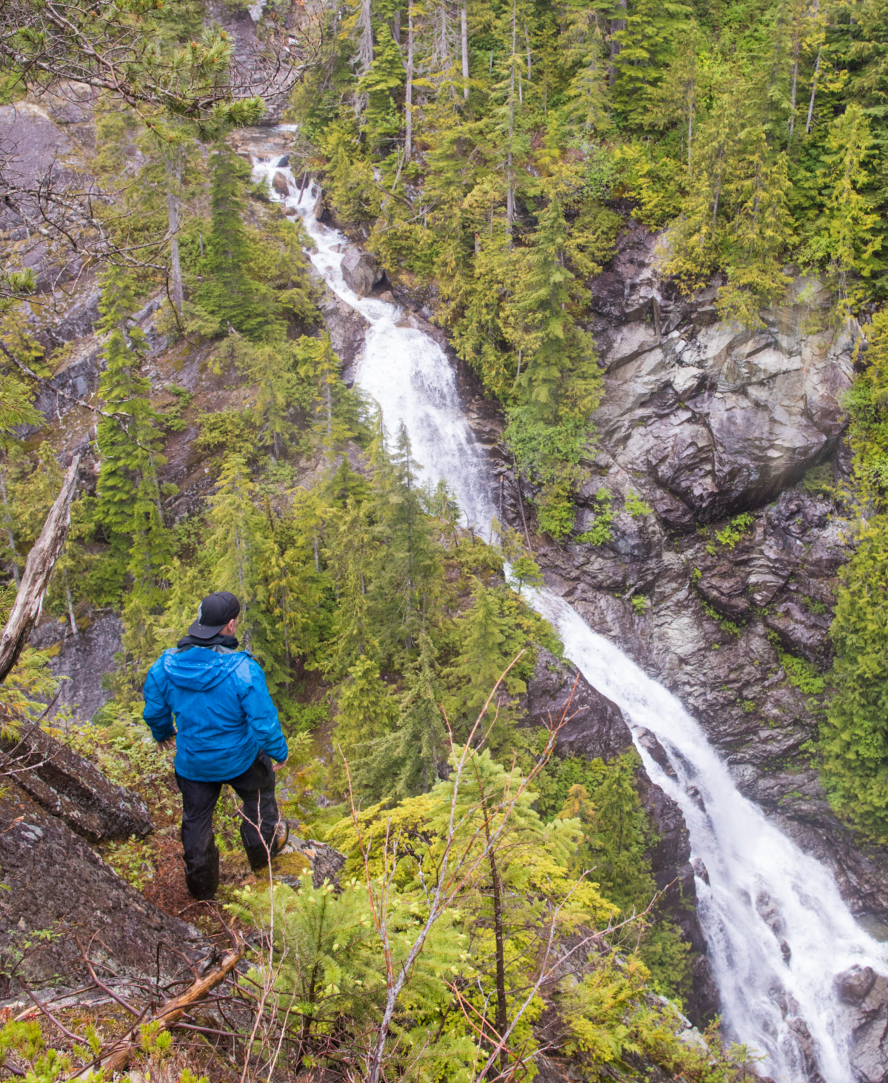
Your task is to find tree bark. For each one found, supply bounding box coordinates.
[608,0,627,86]
[506,0,517,230]
[0,455,80,684]
[0,468,19,587]
[166,155,184,313]
[806,43,822,134]
[405,0,414,162]
[461,3,470,99]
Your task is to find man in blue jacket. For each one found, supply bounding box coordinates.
[143,591,289,900]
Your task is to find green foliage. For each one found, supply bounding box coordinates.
[820,515,888,839]
[630,595,649,615]
[577,488,615,546]
[625,489,653,517]
[779,650,826,695]
[708,512,755,553]
[193,146,278,339]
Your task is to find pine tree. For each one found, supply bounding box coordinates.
[196,146,274,339]
[94,267,170,595]
[333,653,397,787]
[361,631,446,799]
[441,579,527,747]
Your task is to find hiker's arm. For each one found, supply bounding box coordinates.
[143,662,176,744]
[240,660,288,764]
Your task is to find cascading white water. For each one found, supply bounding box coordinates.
[253,150,888,1083]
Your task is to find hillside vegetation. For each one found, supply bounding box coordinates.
[0,0,885,1076]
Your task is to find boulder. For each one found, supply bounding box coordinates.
[30,613,122,721]
[341,247,384,297]
[272,170,290,196]
[833,967,888,1083]
[0,719,151,842]
[0,784,199,996]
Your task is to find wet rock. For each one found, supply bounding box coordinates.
[311,188,324,220]
[833,969,888,1083]
[31,613,122,721]
[0,784,200,995]
[763,600,833,663]
[272,170,290,196]
[0,720,151,842]
[341,247,384,297]
[288,838,345,889]
[836,965,877,1006]
[521,647,631,761]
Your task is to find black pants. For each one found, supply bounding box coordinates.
[175,752,280,900]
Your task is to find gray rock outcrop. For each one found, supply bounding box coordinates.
[341,247,384,297]
[0,719,150,841]
[0,783,198,996]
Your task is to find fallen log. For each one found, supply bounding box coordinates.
[77,942,246,1078]
[0,454,81,684]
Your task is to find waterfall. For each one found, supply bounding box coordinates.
[252,152,888,1083]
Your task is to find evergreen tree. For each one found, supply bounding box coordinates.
[441,579,527,748]
[508,193,600,423]
[204,453,261,645]
[94,268,170,595]
[195,146,275,339]
[361,631,446,799]
[333,653,398,787]
[368,423,443,661]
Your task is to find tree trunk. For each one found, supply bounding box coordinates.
[461,3,470,99]
[788,49,799,142]
[0,456,80,684]
[166,156,184,313]
[405,0,414,162]
[506,0,517,230]
[0,468,19,587]
[806,43,822,134]
[608,0,627,86]
[488,844,509,1076]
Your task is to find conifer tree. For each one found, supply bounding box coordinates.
[369,423,442,661]
[205,453,261,645]
[508,193,600,422]
[334,653,397,786]
[441,579,527,747]
[803,104,882,315]
[94,268,169,594]
[196,146,274,339]
[361,631,446,799]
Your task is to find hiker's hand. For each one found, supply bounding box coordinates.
[273,762,285,771]
[157,736,176,751]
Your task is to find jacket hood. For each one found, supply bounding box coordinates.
[161,647,244,692]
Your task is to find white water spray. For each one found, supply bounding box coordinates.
[253,151,888,1083]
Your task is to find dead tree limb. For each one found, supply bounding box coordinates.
[0,454,80,683]
[87,943,246,1078]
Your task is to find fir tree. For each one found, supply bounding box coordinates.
[196,146,274,339]
[334,653,397,787]
[361,631,446,799]
[94,267,170,595]
[442,579,527,747]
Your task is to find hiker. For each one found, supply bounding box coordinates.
[142,591,289,900]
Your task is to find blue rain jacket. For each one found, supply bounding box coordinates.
[143,646,288,782]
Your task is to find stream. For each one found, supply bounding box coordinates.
[252,142,888,1083]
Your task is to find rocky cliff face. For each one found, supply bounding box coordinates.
[472,224,888,930]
